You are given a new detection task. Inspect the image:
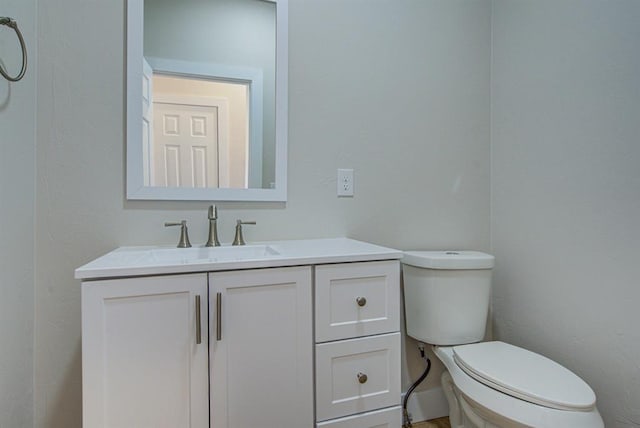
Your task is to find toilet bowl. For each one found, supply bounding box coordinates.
[402,251,604,428]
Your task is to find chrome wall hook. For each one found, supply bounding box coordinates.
[0,17,27,82]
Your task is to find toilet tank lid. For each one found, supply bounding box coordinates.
[402,251,494,269]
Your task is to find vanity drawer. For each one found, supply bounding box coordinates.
[315,261,400,342]
[315,332,401,422]
[316,406,401,428]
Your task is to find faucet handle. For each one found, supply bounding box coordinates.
[165,220,192,248]
[232,219,256,246]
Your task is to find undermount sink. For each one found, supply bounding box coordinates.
[149,245,280,264]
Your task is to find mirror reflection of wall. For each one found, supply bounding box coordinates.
[143,0,276,189]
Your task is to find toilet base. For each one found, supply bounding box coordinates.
[442,371,525,428]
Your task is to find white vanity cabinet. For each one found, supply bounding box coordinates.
[77,238,403,428]
[208,266,313,428]
[81,273,209,428]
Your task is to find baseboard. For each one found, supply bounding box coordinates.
[402,387,449,424]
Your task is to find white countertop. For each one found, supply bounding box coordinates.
[75,238,402,280]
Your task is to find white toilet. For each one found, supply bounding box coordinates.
[402,251,604,428]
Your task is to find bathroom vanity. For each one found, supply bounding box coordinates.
[76,238,402,428]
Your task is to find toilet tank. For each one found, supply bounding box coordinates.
[402,251,494,346]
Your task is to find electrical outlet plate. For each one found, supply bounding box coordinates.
[337,169,354,197]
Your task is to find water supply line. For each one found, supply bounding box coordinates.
[402,342,432,428]
[0,16,28,82]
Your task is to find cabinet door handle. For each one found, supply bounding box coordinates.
[356,296,367,307]
[357,372,368,384]
[216,292,222,341]
[195,295,202,345]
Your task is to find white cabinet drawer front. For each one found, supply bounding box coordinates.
[315,261,400,342]
[317,406,402,428]
[316,333,401,421]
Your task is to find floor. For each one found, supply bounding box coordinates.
[412,416,451,428]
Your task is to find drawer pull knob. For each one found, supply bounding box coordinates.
[357,372,368,384]
[356,297,367,307]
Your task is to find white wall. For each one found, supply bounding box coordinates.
[0,1,36,426]
[34,0,491,425]
[491,1,640,427]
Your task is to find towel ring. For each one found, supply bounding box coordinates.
[0,17,27,82]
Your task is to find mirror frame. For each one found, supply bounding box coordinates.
[126,0,288,201]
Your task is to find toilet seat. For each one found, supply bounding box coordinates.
[434,345,604,428]
[453,341,596,411]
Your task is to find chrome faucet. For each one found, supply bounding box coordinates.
[164,220,192,248]
[205,205,221,247]
[232,219,256,246]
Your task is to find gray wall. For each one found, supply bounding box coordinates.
[14,1,640,427]
[0,1,36,427]
[34,0,491,425]
[491,1,640,427]
[20,1,640,427]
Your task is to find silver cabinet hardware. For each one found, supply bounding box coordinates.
[164,220,192,248]
[356,297,367,307]
[216,292,222,341]
[232,219,256,246]
[357,372,368,384]
[195,295,202,345]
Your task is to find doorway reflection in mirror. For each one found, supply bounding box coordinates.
[148,74,250,189]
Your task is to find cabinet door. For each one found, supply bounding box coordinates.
[82,274,208,428]
[210,266,313,428]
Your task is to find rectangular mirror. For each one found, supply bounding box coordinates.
[126,0,288,201]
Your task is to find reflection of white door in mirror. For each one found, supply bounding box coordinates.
[126,0,288,201]
[150,74,253,190]
[153,102,220,188]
